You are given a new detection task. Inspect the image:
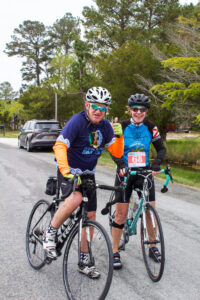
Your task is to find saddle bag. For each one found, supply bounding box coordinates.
[45,176,57,195]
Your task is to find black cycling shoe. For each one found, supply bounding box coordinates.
[149,247,161,263]
[113,252,122,269]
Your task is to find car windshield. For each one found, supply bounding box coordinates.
[35,123,61,130]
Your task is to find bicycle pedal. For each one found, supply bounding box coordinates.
[45,257,53,264]
[118,245,125,251]
[57,251,62,257]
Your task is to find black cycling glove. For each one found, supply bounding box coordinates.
[151,159,161,172]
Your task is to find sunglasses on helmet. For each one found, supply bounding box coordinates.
[90,104,108,112]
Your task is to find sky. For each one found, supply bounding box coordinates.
[0,0,199,91]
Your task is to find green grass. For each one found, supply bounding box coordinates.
[164,139,200,165]
[175,137,200,142]
[0,130,19,138]
[98,149,116,167]
[156,165,200,189]
[150,135,200,166]
[98,150,200,189]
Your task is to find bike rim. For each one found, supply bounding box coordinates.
[63,220,113,300]
[141,204,165,282]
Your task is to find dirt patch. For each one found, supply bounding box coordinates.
[166,132,200,140]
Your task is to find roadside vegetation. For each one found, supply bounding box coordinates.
[98,147,200,190]
[0,130,19,138]
[151,134,200,167]
[164,166,200,189]
[164,138,200,166]
[1,130,199,189]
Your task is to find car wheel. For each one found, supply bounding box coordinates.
[18,138,23,149]
[26,139,32,152]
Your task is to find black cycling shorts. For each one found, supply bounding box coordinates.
[58,171,97,212]
[114,169,155,203]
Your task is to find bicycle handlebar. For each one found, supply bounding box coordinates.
[96,184,122,192]
[161,164,173,192]
[62,165,173,201]
[61,175,124,200]
[101,165,173,214]
[126,164,173,193]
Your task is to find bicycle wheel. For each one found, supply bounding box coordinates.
[141,203,165,282]
[63,220,113,300]
[108,191,129,251]
[26,199,52,270]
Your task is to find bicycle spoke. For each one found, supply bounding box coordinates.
[26,200,52,270]
[141,204,165,282]
[63,220,113,300]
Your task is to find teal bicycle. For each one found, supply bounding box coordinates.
[101,165,173,282]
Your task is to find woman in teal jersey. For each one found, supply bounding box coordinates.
[112,94,166,269]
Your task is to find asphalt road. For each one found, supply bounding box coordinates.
[0,139,200,300]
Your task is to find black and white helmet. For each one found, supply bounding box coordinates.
[128,94,150,109]
[86,87,112,106]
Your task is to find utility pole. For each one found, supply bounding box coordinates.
[55,92,57,121]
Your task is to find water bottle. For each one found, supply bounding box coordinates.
[132,197,140,218]
[127,196,134,225]
[58,218,70,236]
[128,197,139,236]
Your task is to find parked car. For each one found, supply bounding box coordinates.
[18,120,62,152]
[175,127,191,133]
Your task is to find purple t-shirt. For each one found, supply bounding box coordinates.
[57,111,115,174]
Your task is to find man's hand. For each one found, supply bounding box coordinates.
[113,123,123,137]
[112,116,123,137]
[64,173,82,185]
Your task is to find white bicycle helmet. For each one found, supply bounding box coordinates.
[85,87,112,105]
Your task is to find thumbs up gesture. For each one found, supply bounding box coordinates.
[112,117,122,137]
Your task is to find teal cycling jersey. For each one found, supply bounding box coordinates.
[114,118,165,169]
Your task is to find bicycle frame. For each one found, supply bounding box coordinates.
[26,177,117,299]
[56,208,81,255]
[125,168,171,237]
[53,175,121,257]
[101,166,172,281]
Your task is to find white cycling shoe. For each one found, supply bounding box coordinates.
[78,264,100,279]
[78,252,100,279]
[43,231,57,259]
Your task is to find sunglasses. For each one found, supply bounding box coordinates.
[90,104,108,112]
[131,107,147,113]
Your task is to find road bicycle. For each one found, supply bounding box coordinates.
[101,165,173,282]
[26,173,121,300]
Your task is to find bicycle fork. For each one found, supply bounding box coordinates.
[142,205,158,245]
[78,197,94,266]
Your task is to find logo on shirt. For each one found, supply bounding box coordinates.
[130,145,144,152]
[153,126,160,138]
[88,130,103,148]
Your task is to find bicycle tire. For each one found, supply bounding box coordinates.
[26,199,52,270]
[141,203,165,282]
[108,191,128,251]
[63,219,113,300]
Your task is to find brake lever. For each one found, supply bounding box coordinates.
[169,172,174,183]
[165,164,173,183]
[72,175,78,193]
